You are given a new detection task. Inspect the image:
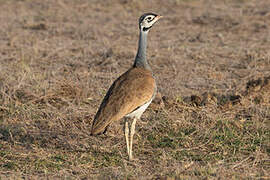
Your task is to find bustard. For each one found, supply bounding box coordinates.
[91,13,162,160]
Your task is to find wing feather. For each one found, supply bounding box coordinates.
[91,67,155,135]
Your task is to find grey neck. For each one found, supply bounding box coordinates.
[133,30,151,71]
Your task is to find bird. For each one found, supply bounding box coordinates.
[91,13,162,160]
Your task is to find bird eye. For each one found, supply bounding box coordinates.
[146,17,153,22]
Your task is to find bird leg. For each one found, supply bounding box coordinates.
[129,117,137,160]
[125,119,130,157]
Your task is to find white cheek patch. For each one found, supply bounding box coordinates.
[141,15,158,31]
[142,20,154,28]
[141,21,148,27]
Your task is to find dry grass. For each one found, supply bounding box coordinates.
[0,0,269,179]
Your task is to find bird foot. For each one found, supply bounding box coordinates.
[139,120,148,125]
[128,156,139,161]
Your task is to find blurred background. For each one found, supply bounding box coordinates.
[0,0,269,179]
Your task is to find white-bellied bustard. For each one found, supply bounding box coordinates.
[91,13,162,160]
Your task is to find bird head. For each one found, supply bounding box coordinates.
[139,13,162,32]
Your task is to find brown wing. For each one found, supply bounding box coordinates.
[91,67,155,135]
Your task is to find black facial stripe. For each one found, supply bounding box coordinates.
[143,26,152,31]
[139,13,157,22]
[146,18,152,22]
[146,16,156,23]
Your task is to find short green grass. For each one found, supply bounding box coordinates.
[0,98,269,178]
[0,0,270,179]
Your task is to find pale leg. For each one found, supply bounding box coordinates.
[125,120,130,157]
[129,118,137,160]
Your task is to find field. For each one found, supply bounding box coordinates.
[0,0,269,179]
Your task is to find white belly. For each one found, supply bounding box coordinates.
[125,99,153,119]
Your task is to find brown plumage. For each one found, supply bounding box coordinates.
[91,13,162,160]
[91,67,155,135]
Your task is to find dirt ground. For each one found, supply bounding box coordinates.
[0,0,269,179]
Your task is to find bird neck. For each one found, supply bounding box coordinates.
[134,30,151,71]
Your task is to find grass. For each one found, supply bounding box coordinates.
[0,0,270,179]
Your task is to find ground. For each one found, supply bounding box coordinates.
[0,0,269,179]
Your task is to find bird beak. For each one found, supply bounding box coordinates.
[156,15,163,20]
